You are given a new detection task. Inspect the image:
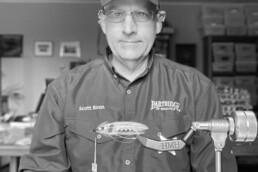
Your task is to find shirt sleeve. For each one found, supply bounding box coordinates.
[190,79,238,172]
[19,84,70,172]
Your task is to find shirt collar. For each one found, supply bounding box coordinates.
[104,47,155,76]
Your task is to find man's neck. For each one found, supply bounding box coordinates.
[111,55,149,82]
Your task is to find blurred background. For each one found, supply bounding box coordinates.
[0,0,258,171]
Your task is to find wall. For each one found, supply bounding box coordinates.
[0,2,257,114]
[0,2,104,114]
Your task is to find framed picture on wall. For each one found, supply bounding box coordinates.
[59,41,81,58]
[34,41,53,57]
[0,34,23,57]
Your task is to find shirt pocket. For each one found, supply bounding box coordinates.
[144,116,191,141]
[145,118,192,171]
[66,119,113,144]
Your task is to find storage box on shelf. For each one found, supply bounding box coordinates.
[226,25,247,36]
[201,5,225,36]
[202,16,224,26]
[212,62,234,72]
[203,25,225,36]
[245,6,258,36]
[236,53,256,61]
[212,42,234,53]
[203,36,258,112]
[224,6,244,17]
[225,15,245,26]
[235,61,257,72]
[244,6,258,17]
[213,77,234,86]
[248,25,258,35]
[214,53,235,62]
[202,5,224,17]
[246,16,258,26]
[234,76,257,85]
[235,43,256,54]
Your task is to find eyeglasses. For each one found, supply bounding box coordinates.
[102,10,157,23]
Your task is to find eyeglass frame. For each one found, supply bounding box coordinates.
[98,9,166,23]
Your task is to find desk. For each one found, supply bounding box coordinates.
[0,145,29,172]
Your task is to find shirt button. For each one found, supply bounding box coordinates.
[97,134,102,139]
[113,74,117,79]
[127,90,131,94]
[125,160,130,165]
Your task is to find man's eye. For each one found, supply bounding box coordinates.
[112,11,124,17]
[135,11,148,17]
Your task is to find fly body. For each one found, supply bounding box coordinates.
[94,121,149,139]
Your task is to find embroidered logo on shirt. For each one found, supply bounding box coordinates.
[79,105,105,111]
[151,101,181,112]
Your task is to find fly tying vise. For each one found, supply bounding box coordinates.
[92,121,149,142]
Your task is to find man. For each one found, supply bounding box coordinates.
[19,0,237,171]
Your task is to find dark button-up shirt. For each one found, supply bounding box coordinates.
[19,52,237,172]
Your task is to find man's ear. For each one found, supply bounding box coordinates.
[98,10,106,34]
[156,11,166,34]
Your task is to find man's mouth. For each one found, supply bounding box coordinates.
[120,40,141,45]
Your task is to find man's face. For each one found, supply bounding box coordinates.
[99,0,164,63]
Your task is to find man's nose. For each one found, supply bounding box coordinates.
[123,14,137,35]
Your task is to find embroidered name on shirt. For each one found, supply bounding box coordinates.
[151,101,181,112]
[79,105,105,111]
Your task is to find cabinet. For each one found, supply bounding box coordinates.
[203,36,258,110]
[203,36,258,162]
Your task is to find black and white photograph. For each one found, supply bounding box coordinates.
[0,0,258,172]
[59,41,81,58]
[34,41,53,57]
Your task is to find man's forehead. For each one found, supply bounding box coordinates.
[101,0,159,7]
